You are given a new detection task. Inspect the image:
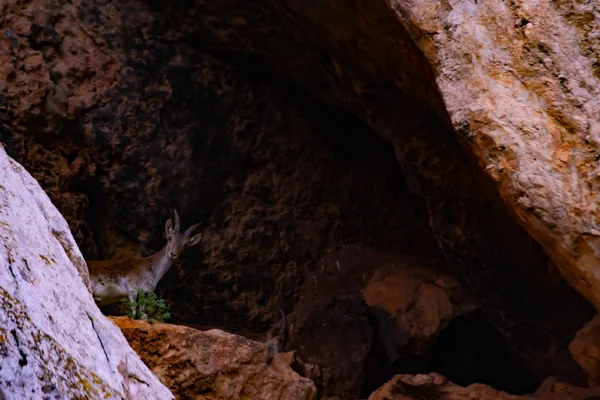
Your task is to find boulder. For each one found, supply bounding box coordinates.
[362,257,475,358]
[111,316,317,400]
[287,246,474,399]
[368,374,600,400]
[368,373,519,400]
[392,0,600,312]
[570,313,600,387]
[0,145,172,399]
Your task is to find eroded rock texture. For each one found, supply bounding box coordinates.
[286,246,476,398]
[393,0,600,313]
[368,373,520,400]
[0,0,597,395]
[133,0,598,385]
[112,316,317,400]
[570,313,600,387]
[0,146,172,399]
[368,374,600,400]
[1,0,440,330]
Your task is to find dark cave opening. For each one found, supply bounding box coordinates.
[421,311,540,395]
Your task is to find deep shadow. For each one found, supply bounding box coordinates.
[75,175,109,260]
[423,311,540,394]
[359,308,394,398]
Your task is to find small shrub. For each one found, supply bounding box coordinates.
[121,289,171,323]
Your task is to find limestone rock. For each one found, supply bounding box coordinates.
[287,246,474,399]
[111,316,317,400]
[368,374,600,400]
[288,295,375,399]
[0,0,441,335]
[368,373,520,400]
[392,0,600,312]
[362,256,476,357]
[0,145,172,399]
[570,313,600,387]
[56,0,591,384]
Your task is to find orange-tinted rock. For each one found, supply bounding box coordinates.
[368,373,519,400]
[362,259,475,356]
[392,0,600,315]
[286,246,474,399]
[530,377,600,399]
[111,317,317,400]
[368,374,600,400]
[570,313,600,387]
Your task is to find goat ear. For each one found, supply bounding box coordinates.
[187,232,203,246]
[165,218,173,235]
[184,223,203,245]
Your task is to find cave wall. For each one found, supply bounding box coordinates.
[130,0,596,382]
[0,0,596,387]
[1,0,440,332]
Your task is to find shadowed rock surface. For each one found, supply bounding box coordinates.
[368,374,600,400]
[112,316,317,400]
[1,0,599,397]
[570,313,600,388]
[286,245,476,398]
[394,0,600,313]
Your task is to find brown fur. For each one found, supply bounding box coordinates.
[265,309,287,358]
[88,254,161,282]
[87,210,203,306]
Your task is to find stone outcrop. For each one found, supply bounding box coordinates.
[361,252,475,357]
[139,0,596,383]
[111,317,317,400]
[286,245,475,398]
[368,374,600,400]
[0,145,172,399]
[0,0,442,334]
[570,313,600,387]
[392,0,600,313]
[368,373,520,400]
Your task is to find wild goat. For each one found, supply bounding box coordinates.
[87,209,203,307]
[265,309,288,358]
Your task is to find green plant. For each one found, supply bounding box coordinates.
[121,290,171,323]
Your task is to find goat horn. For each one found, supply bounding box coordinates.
[172,209,180,231]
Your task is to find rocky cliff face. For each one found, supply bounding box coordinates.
[368,374,600,400]
[0,145,172,398]
[394,0,600,313]
[1,0,599,398]
[112,317,317,400]
[286,246,477,398]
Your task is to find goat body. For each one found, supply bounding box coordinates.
[88,246,171,305]
[265,309,288,357]
[87,210,203,306]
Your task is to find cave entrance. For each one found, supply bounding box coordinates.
[422,311,539,394]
